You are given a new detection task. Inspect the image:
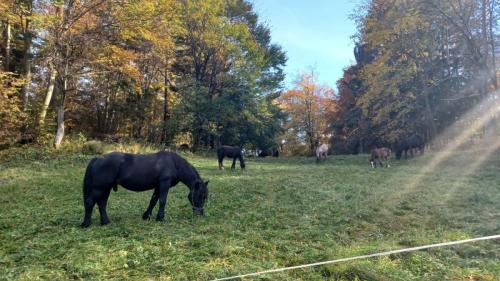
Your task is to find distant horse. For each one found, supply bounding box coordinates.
[179,143,190,151]
[258,150,269,157]
[258,148,279,158]
[316,143,329,162]
[217,145,245,170]
[81,151,209,227]
[370,147,391,168]
[394,134,425,160]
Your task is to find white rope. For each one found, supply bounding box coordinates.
[211,234,500,281]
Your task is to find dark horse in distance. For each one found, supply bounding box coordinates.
[81,151,209,227]
[370,147,391,168]
[217,145,245,170]
[394,134,425,160]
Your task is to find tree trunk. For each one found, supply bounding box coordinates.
[54,50,69,148]
[54,77,67,148]
[488,0,498,90]
[4,19,11,71]
[424,93,437,141]
[161,58,170,143]
[308,131,315,156]
[103,82,111,133]
[54,107,65,148]
[21,13,32,111]
[38,64,57,129]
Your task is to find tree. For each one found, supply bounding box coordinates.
[174,0,286,149]
[278,71,337,155]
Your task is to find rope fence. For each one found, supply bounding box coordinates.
[211,234,500,281]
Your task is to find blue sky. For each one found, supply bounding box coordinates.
[252,0,360,90]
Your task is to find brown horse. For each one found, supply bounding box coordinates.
[370,147,391,168]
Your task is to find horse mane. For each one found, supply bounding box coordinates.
[170,152,202,182]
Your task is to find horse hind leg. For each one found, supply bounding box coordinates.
[97,186,113,225]
[81,196,96,228]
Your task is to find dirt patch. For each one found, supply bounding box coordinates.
[0,178,10,186]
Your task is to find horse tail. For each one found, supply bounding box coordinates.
[83,158,98,201]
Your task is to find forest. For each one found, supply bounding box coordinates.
[1,0,499,154]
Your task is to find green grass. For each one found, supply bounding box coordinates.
[1,148,499,280]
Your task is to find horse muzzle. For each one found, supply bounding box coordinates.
[193,207,204,216]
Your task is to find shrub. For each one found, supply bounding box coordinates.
[81,141,105,155]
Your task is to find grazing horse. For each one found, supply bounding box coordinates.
[316,143,329,162]
[81,151,209,228]
[217,145,245,170]
[370,147,391,168]
[394,134,425,160]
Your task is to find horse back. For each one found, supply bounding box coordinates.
[218,145,242,158]
[91,151,177,191]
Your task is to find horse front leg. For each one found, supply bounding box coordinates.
[97,186,113,225]
[156,180,171,222]
[218,157,224,170]
[143,188,159,220]
[231,158,236,169]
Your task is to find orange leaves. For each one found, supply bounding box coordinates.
[278,71,338,143]
[95,45,140,81]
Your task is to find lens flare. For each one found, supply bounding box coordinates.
[385,92,500,205]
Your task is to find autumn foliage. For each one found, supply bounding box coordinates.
[278,71,337,155]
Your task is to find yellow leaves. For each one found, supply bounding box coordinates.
[114,0,181,52]
[96,45,141,81]
[0,71,26,141]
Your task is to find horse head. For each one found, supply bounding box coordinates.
[188,180,209,216]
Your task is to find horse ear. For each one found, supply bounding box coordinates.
[204,180,209,186]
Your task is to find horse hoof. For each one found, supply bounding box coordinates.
[156,217,165,222]
[142,213,151,220]
[101,220,110,226]
[80,222,91,228]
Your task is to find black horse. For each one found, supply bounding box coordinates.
[258,148,279,158]
[81,151,209,227]
[217,145,245,170]
[394,134,425,160]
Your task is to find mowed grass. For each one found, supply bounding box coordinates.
[0,148,499,280]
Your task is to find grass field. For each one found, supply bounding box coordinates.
[1,147,499,280]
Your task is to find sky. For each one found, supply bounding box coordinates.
[252,0,361,90]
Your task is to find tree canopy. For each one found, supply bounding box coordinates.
[0,0,286,149]
[332,0,500,153]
